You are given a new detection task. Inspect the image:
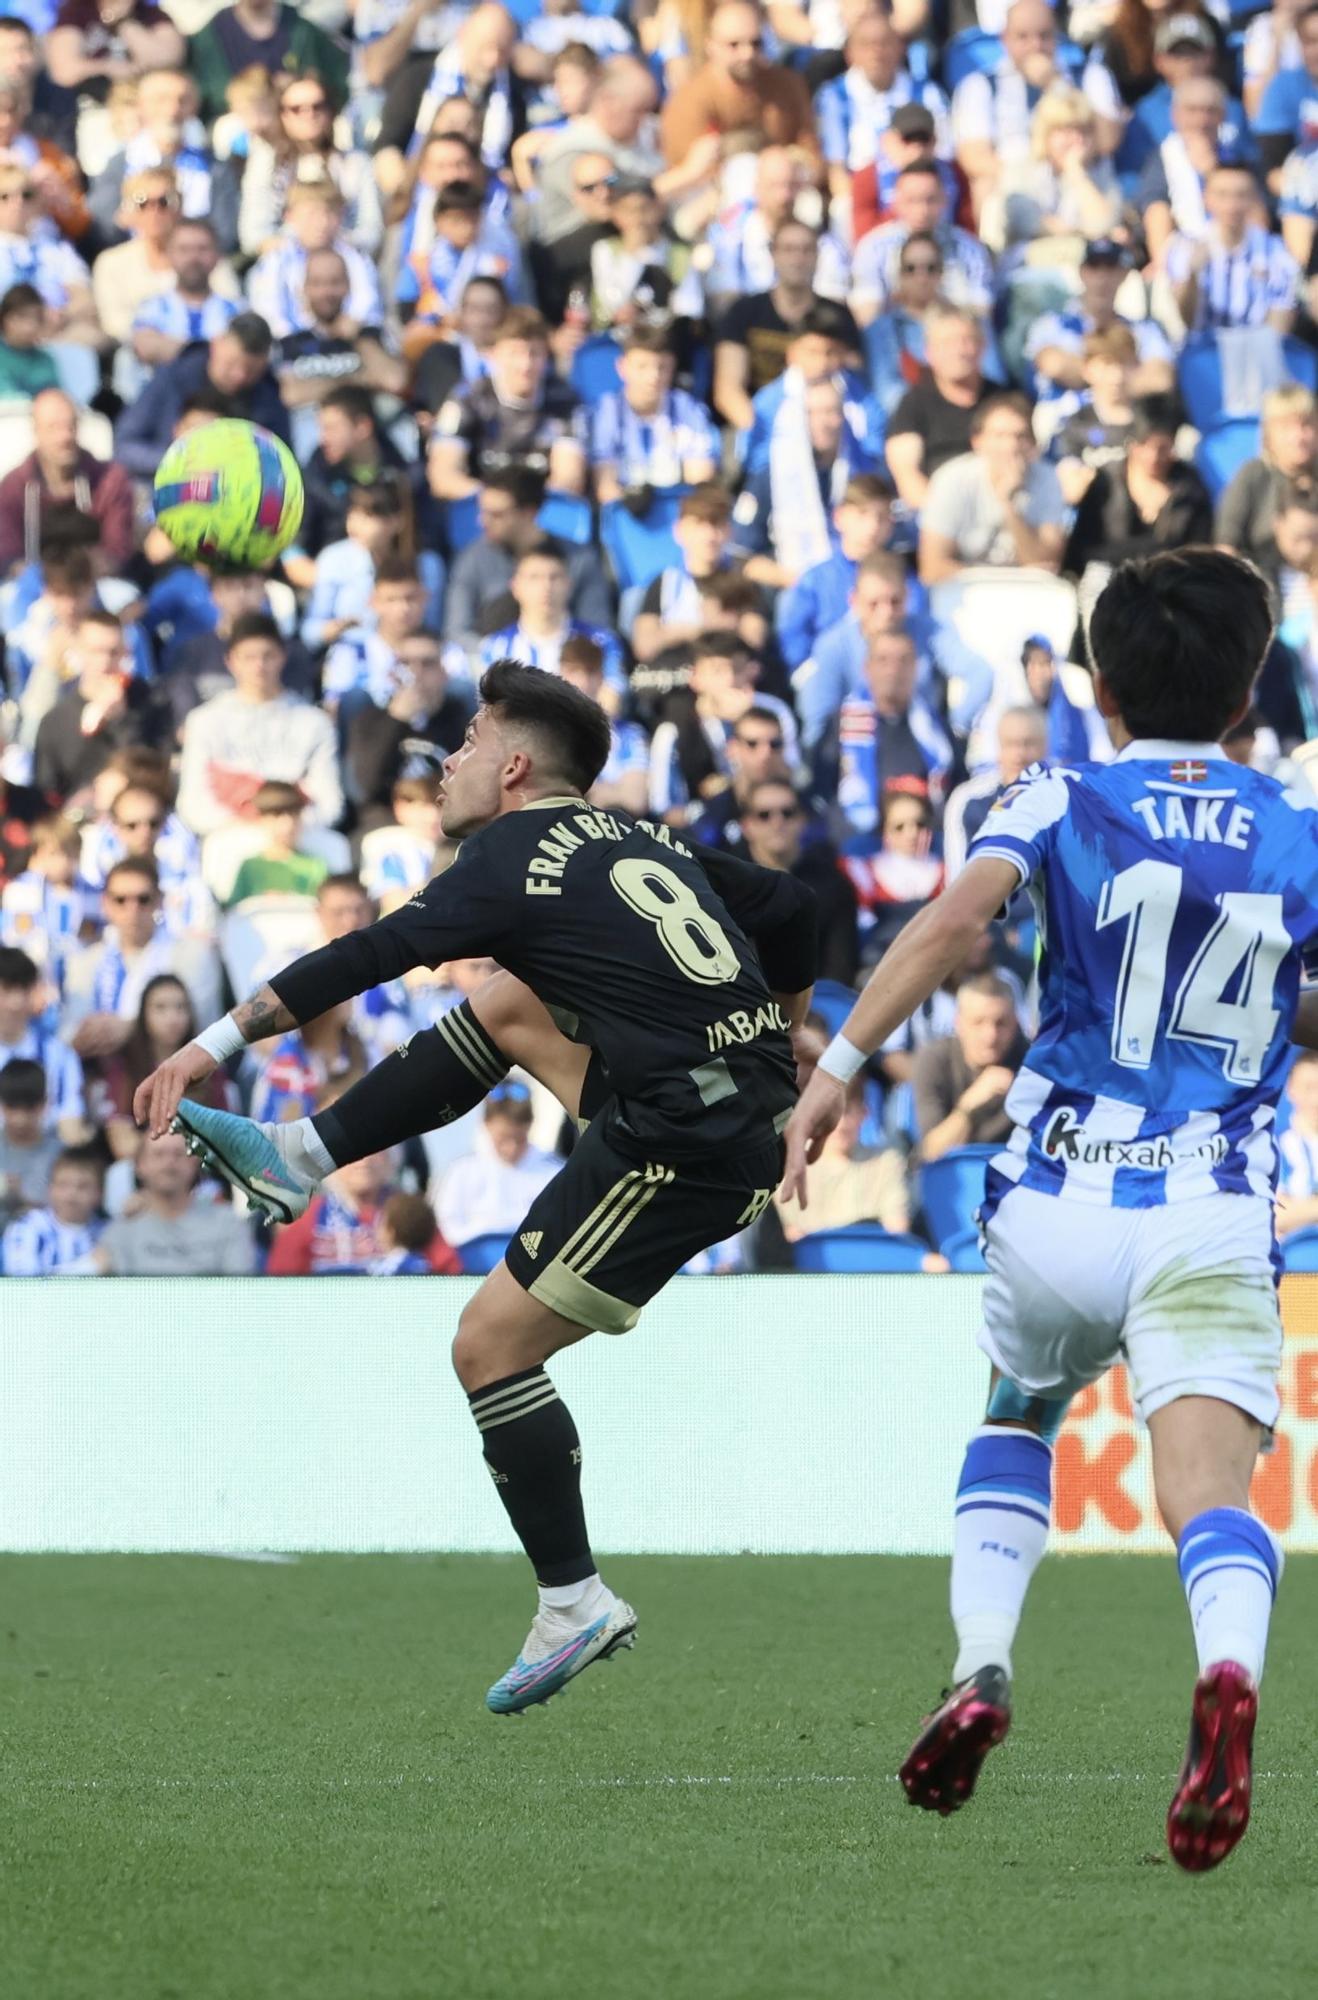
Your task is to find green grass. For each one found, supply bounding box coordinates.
[3,1555,1317,2000]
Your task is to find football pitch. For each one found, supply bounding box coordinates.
[4,1553,1318,2000]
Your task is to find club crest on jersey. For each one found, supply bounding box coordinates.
[1169,760,1208,783]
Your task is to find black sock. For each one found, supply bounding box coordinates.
[468,1368,596,1587]
[312,999,509,1166]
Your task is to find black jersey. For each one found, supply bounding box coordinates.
[433,375,585,484]
[271,799,818,1159]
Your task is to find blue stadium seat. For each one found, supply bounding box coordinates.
[1195,420,1262,500]
[1283,337,1318,393]
[793,1226,929,1272]
[1178,337,1222,434]
[918,1145,996,1252]
[600,492,686,591]
[942,1227,987,1273]
[1282,1228,1318,1274]
[808,978,862,1038]
[943,27,1003,91]
[570,334,623,405]
[458,1233,513,1276]
[443,492,481,554]
[537,490,593,545]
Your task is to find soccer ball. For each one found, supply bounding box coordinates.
[153,418,304,568]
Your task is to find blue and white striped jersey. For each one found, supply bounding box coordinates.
[970,741,1318,1209]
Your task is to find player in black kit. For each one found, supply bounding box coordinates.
[137,663,818,1713]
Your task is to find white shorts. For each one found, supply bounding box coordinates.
[978,1186,1282,1429]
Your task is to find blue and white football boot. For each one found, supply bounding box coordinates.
[172,1102,314,1224]
[486,1594,638,1715]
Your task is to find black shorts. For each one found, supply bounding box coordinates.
[502,1110,787,1334]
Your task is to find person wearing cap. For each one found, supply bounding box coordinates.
[813,9,949,206]
[1123,16,1246,179]
[1253,3,1318,191]
[1026,237,1174,426]
[950,0,1123,206]
[1166,161,1298,333]
[851,100,973,243]
[1138,79,1259,272]
[851,159,994,323]
[434,1080,560,1255]
[588,173,705,333]
[713,215,862,432]
[705,145,851,312]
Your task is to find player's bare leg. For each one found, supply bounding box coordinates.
[900,1369,1066,1815]
[453,1264,636,1714]
[1150,1395,1278,1874]
[172,972,590,1219]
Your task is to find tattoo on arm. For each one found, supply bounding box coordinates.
[232,985,298,1044]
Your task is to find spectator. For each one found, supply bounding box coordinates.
[776,1076,911,1239]
[90,65,238,250]
[1065,393,1215,580]
[841,785,944,963]
[428,305,587,500]
[943,704,1049,879]
[250,998,369,1128]
[919,391,1066,585]
[286,384,415,583]
[660,2,819,175]
[713,214,860,430]
[913,972,1029,1161]
[246,177,383,340]
[983,88,1123,275]
[176,611,343,836]
[1016,633,1110,763]
[743,299,884,476]
[863,229,945,419]
[0,1058,62,1217]
[47,1,184,97]
[591,172,704,333]
[478,537,625,697]
[301,479,414,654]
[852,160,995,324]
[1139,77,1257,269]
[0,161,101,361]
[1166,162,1298,332]
[1277,1048,1318,1236]
[225,780,327,905]
[952,0,1122,205]
[526,147,621,325]
[1218,387,1318,576]
[187,0,349,126]
[358,772,442,900]
[115,310,290,478]
[93,1129,254,1275]
[1254,3,1318,187]
[851,99,967,248]
[32,609,166,805]
[411,271,508,416]
[590,324,719,502]
[276,247,408,439]
[884,303,992,513]
[1050,325,1140,505]
[434,1083,559,1251]
[0,67,87,247]
[0,944,85,1136]
[1026,236,1175,428]
[1,1145,103,1275]
[0,809,86,982]
[687,698,794,845]
[704,145,849,313]
[441,466,612,656]
[87,968,236,1162]
[374,5,525,195]
[631,480,737,662]
[558,634,650,814]
[532,58,664,246]
[239,66,384,260]
[369,1189,442,1275]
[266,1150,459,1275]
[815,9,949,204]
[835,628,955,834]
[397,184,527,356]
[793,547,919,752]
[649,632,799,819]
[734,378,879,590]
[739,772,860,984]
[322,555,430,713]
[62,853,222,1056]
[777,471,894,669]
[124,214,240,375]
[0,281,58,399]
[0,385,134,574]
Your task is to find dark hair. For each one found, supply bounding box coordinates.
[51,1145,104,1183]
[482,465,545,510]
[105,855,160,895]
[0,1057,45,1109]
[691,629,751,667]
[0,281,42,322]
[226,610,283,652]
[514,535,567,572]
[321,383,377,426]
[434,180,485,217]
[1087,548,1274,741]
[44,546,96,595]
[180,384,235,423]
[427,128,480,163]
[223,311,273,356]
[1129,392,1180,443]
[381,1190,436,1251]
[39,510,101,562]
[843,472,894,507]
[254,779,306,814]
[970,390,1033,438]
[560,633,604,675]
[0,946,39,993]
[623,322,676,357]
[678,480,732,526]
[478,659,612,794]
[373,553,420,588]
[794,302,855,346]
[881,785,933,832]
[895,159,942,183]
[462,272,508,305]
[346,477,404,520]
[172,214,217,243]
[317,871,371,905]
[770,213,819,247]
[120,973,196,1098]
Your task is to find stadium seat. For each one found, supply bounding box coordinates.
[918,1145,996,1252]
[443,493,481,554]
[1282,1228,1318,1274]
[570,335,623,405]
[943,27,1003,91]
[942,1227,987,1273]
[807,978,862,1039]
[1195,420,1262,501]
[537,490,593,545]
[458,1232,513,1275]
[600,492,686,591]
[1284,337,1318,394]
[202,821,351,904]
[930,570,1079,758]
[218,894,325,999]
[1177,337,1222,434]
[792,1226,929,1272]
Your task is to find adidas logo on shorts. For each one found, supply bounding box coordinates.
[520,1230,543,1260]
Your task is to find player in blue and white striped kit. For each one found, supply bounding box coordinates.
[785,548,1318,1872]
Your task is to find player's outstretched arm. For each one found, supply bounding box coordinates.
[781,857,1021,1207]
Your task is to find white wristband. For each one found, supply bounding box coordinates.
[816,1032,868,1085]
[193,1016,246,1065]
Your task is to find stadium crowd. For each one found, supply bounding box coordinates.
[5,0,1318,1277]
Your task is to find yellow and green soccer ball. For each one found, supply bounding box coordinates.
[153,418,304,568]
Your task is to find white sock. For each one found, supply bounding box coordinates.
[1177,1507,1282,1684]
[264,1115,336,1185]
[538,1574,612,1623]
[950,1425,1053,1682]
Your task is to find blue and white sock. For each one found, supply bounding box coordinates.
[1177,1507,1282,1685]
[951,1425,1053,1682]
